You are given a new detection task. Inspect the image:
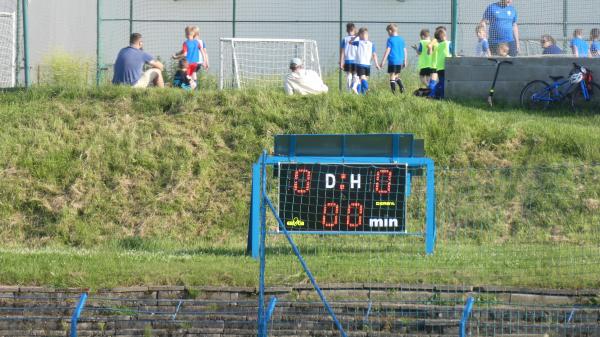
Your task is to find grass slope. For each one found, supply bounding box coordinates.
[0,84,598,289]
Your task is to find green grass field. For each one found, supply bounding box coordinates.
[0,80,598,290]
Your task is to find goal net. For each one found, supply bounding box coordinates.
[220,38,321,90]
[0,12,16,88]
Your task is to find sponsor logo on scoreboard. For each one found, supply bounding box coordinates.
[375,201,395,207]
[286,217,305,227]
[368,218,399,228]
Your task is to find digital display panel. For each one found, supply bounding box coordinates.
[278,163,407,232]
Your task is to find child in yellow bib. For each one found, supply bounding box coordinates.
[416,29,433,87]
[427,27,451,98]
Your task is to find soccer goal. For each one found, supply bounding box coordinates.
[220,38,321,90]
[0,12,16,88]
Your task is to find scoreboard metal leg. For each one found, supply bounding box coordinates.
[425,160,436,255]
[248,162,261,259]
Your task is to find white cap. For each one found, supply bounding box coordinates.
[290,58,303,67]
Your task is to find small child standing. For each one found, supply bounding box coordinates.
[475,24,491,57]
[590,28,600,58]
[380,24,407,94]
[415,29,433,87]
[570,29,590,58]
[339,22,358,92]
[350,27,381,95]
[172,26,208,84]
[496,43,510,57]
[173,59,196,90]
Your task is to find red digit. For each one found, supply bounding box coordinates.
[375,169,392,195]
[322,202,339,228]
[293,169,311,194]
[346,202,364,228]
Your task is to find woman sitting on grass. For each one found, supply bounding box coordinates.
[541,34,563,55]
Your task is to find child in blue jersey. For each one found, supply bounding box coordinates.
[570,29,589,58]
[475,24,491,57]
[172,26,209,83]
[379,23,407,94]
[590,28,600,58]
[350,27,380,95]
[339,23,358,92]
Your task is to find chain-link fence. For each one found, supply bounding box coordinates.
[4,1,600,88]
[97,0,600,87]
[260,163,599,299]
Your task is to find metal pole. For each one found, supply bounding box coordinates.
[257,151,268,337]
[96,0,103,86]
[129,0,133,36]
[21,0,29,87]
[562,0,568,51]
[451,0,458,57]
[232,0,236,37]
[70,293,88,337]
[15,0,20,86]
[338,0,343,92]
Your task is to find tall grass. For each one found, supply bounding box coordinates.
[0,82,598,288]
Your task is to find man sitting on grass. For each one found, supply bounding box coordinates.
[283,58,328,96]
[113,33,165,88]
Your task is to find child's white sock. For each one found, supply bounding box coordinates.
[346,73,353,91]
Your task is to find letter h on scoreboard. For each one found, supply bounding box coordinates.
[247,134,436,258]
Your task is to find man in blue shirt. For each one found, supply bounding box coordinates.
[113,33,164,88]
[481,0,520,57]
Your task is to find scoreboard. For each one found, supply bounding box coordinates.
[278,163,407,232]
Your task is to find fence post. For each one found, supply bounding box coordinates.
[264,296,278,330]
[70,293,88,337]
[15,0,20,86]
[129,0,133,37]
[96,0,103,86]
[459,296,475,337]
[232,0,236,37]
[338,0,343,92]
[451,0,458,57]
[562,0,568,51]
[21,0,29,87]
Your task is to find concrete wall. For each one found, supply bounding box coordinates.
[445,57,600,104]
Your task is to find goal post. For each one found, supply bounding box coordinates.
[0,11,17,88]
[220,38,321,90]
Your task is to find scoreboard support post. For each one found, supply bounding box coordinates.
[425,160,436,255]
[247,162,261,259]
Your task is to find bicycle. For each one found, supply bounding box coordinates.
[520,63,600,112]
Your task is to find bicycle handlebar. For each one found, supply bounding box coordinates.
[488,58,513,65]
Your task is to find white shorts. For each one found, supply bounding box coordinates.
[133,68,161,88]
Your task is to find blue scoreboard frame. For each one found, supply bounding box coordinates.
[247,134,436,258]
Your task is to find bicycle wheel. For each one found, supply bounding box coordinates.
[571,82,600,112]
[520,80,552,110]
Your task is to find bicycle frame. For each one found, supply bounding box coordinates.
[532,80,583,103]
[579,80,591,101]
